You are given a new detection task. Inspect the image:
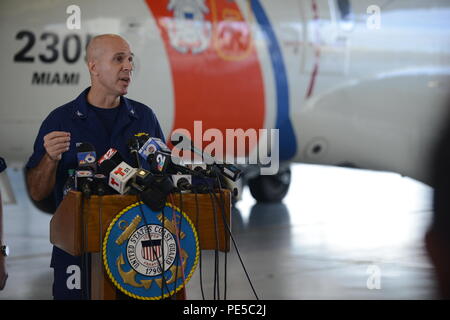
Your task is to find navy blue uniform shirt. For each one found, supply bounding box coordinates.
[26,87,165,299]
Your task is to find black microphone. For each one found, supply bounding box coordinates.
[213,163,242,181]
[98,148,125,176]
[147,149,205,178]
[172,174,192,191]
[98,148,123,166]
[127,136,142,169]
[140,175,175,211]
[62,169,76,197]
[74,169,94,196]
[97,159,118,177]
[135,133,151,149]
[80,177,94,197]
[171,134,242,181]
[135,168,153,186]
[93,173,111,196]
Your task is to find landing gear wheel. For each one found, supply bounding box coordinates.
[248,168,291,202]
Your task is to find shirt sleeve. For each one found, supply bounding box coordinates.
[26,110,61,169]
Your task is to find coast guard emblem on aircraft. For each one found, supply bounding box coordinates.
[103,202,199,299]
[166,0,211,53]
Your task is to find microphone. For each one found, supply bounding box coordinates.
[171,134,242,181]
[135,168,153,186]
[98,148,125,178]
[127,136,143,169]
[108,162,137,194]
[93,173,110,196]
[98,148,123,166]
[148,150,206,178]
[213,163,242,181]
[138,136,171,162]
[148,151,170,174]
[137,136,198,177]
[172,174,192,191]
[98,148,146,195]
[140,175,175,211]
[62,169,76,197]
[80,177,94,197]
[76,142,97,172]
[75,170,94,197]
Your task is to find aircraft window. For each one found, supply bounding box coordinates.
[337,0,351,21]
[336,0,353,31]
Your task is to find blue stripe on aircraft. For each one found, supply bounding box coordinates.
[251,0,297,161]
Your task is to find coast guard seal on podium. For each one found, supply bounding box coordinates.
[103,201,199,299]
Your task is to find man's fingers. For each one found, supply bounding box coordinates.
[47,144,70,156]
[44,131,71,157]
[43,131,71,161]
[44,131,71,142]
[45,131,70,137]
[45,136,71,146]
[44,141,70,154]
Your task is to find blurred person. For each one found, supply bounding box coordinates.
[425,113,450,299]
[0,157,8,290]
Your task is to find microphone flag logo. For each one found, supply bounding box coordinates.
[77,151,96,166]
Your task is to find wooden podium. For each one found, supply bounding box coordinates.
[50,190,231,300]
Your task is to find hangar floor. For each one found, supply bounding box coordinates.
[0,164,437,300]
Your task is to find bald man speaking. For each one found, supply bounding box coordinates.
[26,34,165,299]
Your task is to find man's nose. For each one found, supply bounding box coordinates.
[123,59,133,72]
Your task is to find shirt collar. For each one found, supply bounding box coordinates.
[72,87,138,119]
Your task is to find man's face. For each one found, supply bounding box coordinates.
[94,37,134,96]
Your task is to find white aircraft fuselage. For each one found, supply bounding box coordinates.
[1,0,449,189]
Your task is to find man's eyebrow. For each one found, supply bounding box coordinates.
[113,52,135,57]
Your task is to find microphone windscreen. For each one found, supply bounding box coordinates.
[149,150,171,174]
[98,148,123,166]
[127,136,141,151]
[76,142,95,153]
[98,159,117,175]
[136,133,150,147]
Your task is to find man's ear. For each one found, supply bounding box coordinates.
[88,60,98,76]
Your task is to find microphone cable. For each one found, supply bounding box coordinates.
[98,194,104,299]
[161,200,166,299]
[210,174,260,300]
[80,192,91,300]
[211,178,228,300]
[193,187,206,299]
[207,189,221,300]
[172,192,180,299]
[169,165,221,299]
[169,191,187,299]
[136,193,171,299]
